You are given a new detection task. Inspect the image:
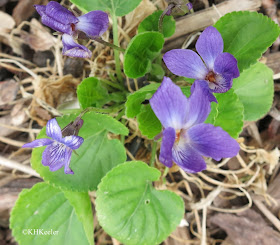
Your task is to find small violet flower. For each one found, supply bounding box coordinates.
[35,1,109,58]
[22,118,84,174]
[150,77,239,173]
[163,26,239,103]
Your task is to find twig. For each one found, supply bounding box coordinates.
[201,207,207,245]
[0,123,41,134]
[53,35,63,77]
[0,155,40,178]
[0,52,36,66]
[0,136,26,147]
[253,198,280,232]
[125,148,136,161]
[208,187,252,213]
[0,59,38,79]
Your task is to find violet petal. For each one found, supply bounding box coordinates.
[150,77,189,129]
[63,147,74,174]
[34,5,46,16]
[159,127,176,168]
[46,118,62,141]
[214,52,240,79]
[22,138,53,148]
[186,2,193,10]
[76,11,109,38]
[188,123,240,161]
[172,142,206,173]
[42,143,66,171]
[45,1,78,25]
[61,135,84,150]
[191,80,218,103]
[62,34,92,58]
[41,14,72,34]
[184,80,211,128]
[163,49,207,79]
[196,26,223,70]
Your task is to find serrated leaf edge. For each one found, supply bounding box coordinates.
[214,11,280,72]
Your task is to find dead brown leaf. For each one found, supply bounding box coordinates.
[0,80,19,106]
[30,75,80,126]
[262,0,280,51]
[163,226,192,245]
[210,209,280,245]
[267,173,280,215]
[0,0,8,7]
[0,11,15,33]
[124,0,157,35]
[21,18,55,51]
[12,0,47,26]
[0,103,28,136]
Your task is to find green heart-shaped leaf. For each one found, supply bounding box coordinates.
[10,183,93,245]
[96,161,184,245]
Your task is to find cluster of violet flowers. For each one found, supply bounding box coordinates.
[23,1,240,175]
[150,26,240,172]
[34,1,109,58]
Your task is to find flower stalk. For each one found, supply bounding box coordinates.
[91,36,125,52]
[150,141,158,168]
[112,13,123,82]
[158,4,175,34]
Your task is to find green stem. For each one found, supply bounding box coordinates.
[163,166,169,177]
[73,108,90,125]
[120,118,125,144]
[115,108,125,121]
[60,104,124,115]
[150,141,158,168]
[112,13,123,82]
[100,79,124,90]
[92,36,125,52]
[158,4,175,34]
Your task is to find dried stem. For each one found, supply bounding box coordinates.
[0,156,40,177]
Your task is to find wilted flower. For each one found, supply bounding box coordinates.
[22,118,84,174]
[165,0,193,16]
[35,1,109,58]
[150,77,239,173]
[163,26,239,102]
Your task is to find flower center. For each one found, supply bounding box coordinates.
[205,71,216,83]
[175,130,181,143]
[71,23,76,32]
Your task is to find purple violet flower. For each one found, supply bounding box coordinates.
[163,26,239,103]
[22,118,84,174]
[34,1,109,58]
[150,77,240,173]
